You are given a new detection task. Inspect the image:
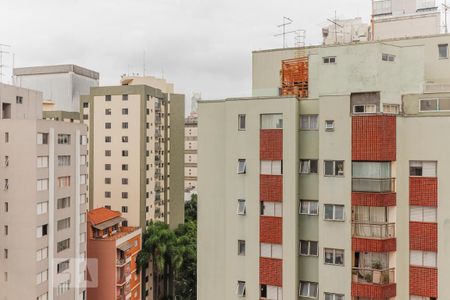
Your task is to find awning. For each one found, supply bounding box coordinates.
[92,217,125,231]
[117,241,133,252]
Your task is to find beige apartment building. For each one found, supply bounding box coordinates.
[185,112,198,193]
[198,33,450,300]
[0,83,88,299]
[81,75,184,299]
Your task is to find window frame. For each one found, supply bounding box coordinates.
[299,281,318,298]
[300,114,319,130]
[299,159,318,174]
[238,114,246,131]
[324,248,345,266]
[323,56,337,64]
[324,160,344,177]
[237,240,246,256]
[299,200,319,215]
[237,281,246,297]
[237,199,246,215]
[299,240,319,256]
[438,43,448,59]
[324,204,345,221]
[237,159,247,174]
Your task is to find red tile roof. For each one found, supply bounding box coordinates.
[88,207,121,225]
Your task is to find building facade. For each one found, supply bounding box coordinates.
[87,207,142,300]
[185,112,198,194]
[14,64,99,113]
[0,83,88,299]
[198,34,450,300]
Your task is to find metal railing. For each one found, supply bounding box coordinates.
[352,222,395,239]
[352,267,395,285]
[352,178,395,193]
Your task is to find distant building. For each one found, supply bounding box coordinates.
[372,0,441,40]
[13,64,99,113]
[87,207,142,300]
[0,83,88,300]
[185,112,198,195]
[322,17,370,45]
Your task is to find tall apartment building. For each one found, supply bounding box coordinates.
[87,207,142,300]
[185,112,198,194]
[198,34,450,300]
[81,76,184,299]
[14,64,99,112]
[0,83,88,299]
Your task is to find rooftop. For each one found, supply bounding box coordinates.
[13,64,99,80]
[88,207,121,225]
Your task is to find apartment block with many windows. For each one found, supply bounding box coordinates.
[198,34,450,300]
[0,83,88,300]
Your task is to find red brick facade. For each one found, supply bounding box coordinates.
[409,177,438,207]
[352,237,396,252]
[260,257,282,286]
[352,115,396,161]
[351,282,396,299]
[260,216,282,244]
[409,222,438,252]
[260,175,282,202]
[260,129,283,161]
[410,266,438,298]
[352,192,396,207]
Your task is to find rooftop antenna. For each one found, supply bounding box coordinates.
[274,17,296,48]
[443,0,449,33]
[327,11,343,44]
[0,44,11,83]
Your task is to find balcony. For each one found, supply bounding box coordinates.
[352,267,396,298]
[116,257,126,266]
[352,178,395,193]
[352,222,395,239]
[352,267,395,285]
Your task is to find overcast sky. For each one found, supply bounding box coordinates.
[0,0,371,111]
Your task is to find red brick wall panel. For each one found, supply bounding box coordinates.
[409,222,438,252]
[410,266,438,298]
[260,257,282,286]
[352,192,396,207]
[409,177,438,207]
[352,238,396,252]
[260,217,282,244]
[260,175,282,202]
[260,129,283,161]
[352,282,396,299]
[352,115,396,161]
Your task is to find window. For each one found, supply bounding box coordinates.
[122,150,128,157]
[57,239,70,253]
[121,191,129,199]
[300,240,318,256]
[260,243,282,259]
[4,225,8,235]
[410,250,437,267]
[323,56,336,64]
[324,204,345,221]
[80,155,87,165]
[83,102,89,108]
[36,247,48,261]
[237,199,246,215]
[122,206,128,213]
[4,202,8,212]
[57,280,71,296]
[260,160,282,175]
[80,194,87,204]
[36,224,48,238]
[3,249,7,259]
[105,178,111,184]
[325,120,335,131]
[238,240,246,255]
[80,213,86,223]
[300,115,318,130]
[4,132,9,143]
[122,136,128,143]
[353,104,376,114]
[57,260,70,273]
[16,96,23,104]
[57,197,70,209]
[122,164,128,171]
[237,159,246,174]
[122,108,128,115]
[105,150,111,156]
[81,134,87,145]
[261,202,282,217]
[37,179,49,191]
[80,174,87,185]
[324,248,344,265]
[105,95,111,101]
[409,161,437,177]
[419,98,450,112]
[105,191,111,198]
[300,159,318,174]
[382,53,395,62]
[373,0,392,15]
[37,202,48,215]
[37,133,49,145]
[57,134,71,144]
[57,155,71,166]
[122,122,128,129]
[299,281,318,298]
[105,136,111,143]
[80,232,86,243]
[57,218,71,231]
[410,206,437,222]
[383,103,400,114]
[438,44,448,59]
[324,293,344,300]
[261,114,283,129]
[299,200,319,215]
[238,114,246,130]
[57,176,71,188]
[105,122,111,129]
[122,94,128,101]
[105,108,111,115]
[237,281,246,297]
[36,270,48,284]
[37,156,49,168]
[105,164,111,170]
[324,160,344,176]
[122,178,128,185]
[260,285,282,299]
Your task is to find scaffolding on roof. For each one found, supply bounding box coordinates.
[280,57,308,98]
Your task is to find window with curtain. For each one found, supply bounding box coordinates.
[352,162,391,178]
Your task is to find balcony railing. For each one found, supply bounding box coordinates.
[352,222,395,239]
[352,267,395,285]
[352,178,395,193]
[116,257,126,266]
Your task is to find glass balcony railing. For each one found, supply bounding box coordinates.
[352,267,395,285]
[352,222,395,239]
[352,178,395,193]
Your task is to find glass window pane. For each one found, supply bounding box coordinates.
[309,283,318,297]
[310,115,318,129]
[335,161,344,176]
[324,249,334,264]
[301,116,309,129]
[324,205,333,219]
[410,250,422,266]
[335,250,344,265]
[309,241,318,256]
[334,205,344,220]
[324,161,334,176]
[300,282,309,296]
[300,201,309,214]
[423,207,437,222]
[420,99,438,111]
[423,251,436,267]
[300,241,309,255]
[309,201,318,215]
